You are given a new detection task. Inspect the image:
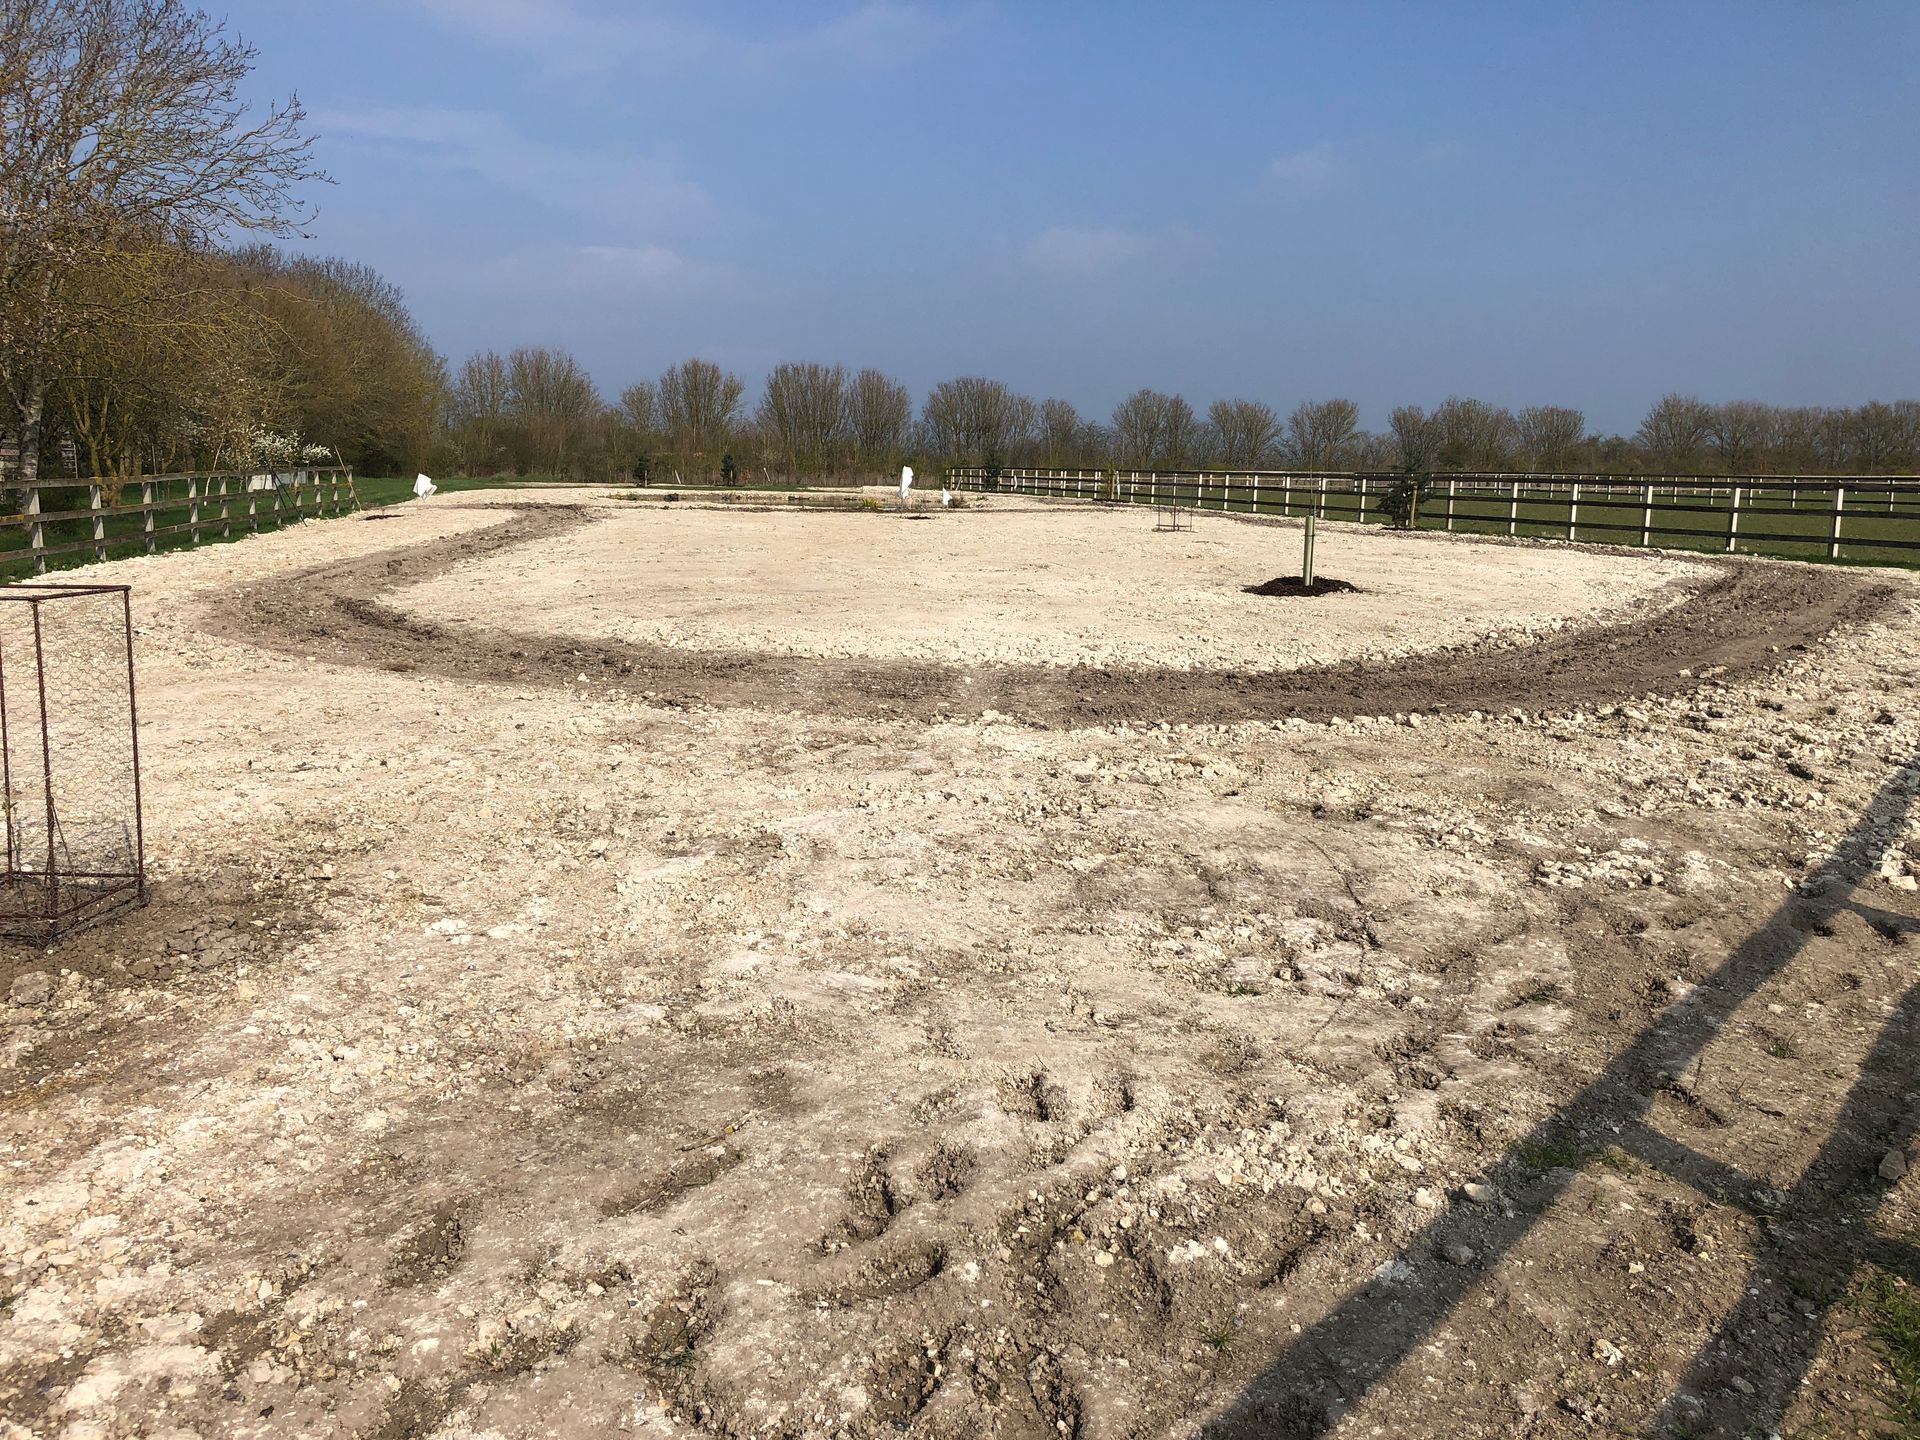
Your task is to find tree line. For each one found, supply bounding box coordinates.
[441,358,1920,483]
[5,5,1916,491]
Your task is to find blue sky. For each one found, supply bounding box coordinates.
[231,1,1918,433]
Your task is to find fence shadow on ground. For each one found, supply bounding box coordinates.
[1201,752,1920,1438]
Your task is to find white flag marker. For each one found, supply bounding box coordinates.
[413,473,437,498]
[898,465,914,504]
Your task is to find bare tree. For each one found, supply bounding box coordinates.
[1,0,321,484]
[1430,397,1515,470]
[847,367,910,473]
[1283,398,1360,469]
[1848,400,1920,474]
[921,376,1034,468]
[758,361,847,476]
[506,346,599,476]
[1704,400,1775,475]
[1388,405,1437,472]
[1111,389,1198,468]
[1039,398,1081,466]
[617,379,660,437]
[1208,398,1280,468]
[1771,407,1828,474]
[1635,393,1713,472]
[449,352,510,470]
[659,357,744,474]
[1515,405,1586,471]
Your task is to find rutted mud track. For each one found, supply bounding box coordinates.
[209,505,1894,724]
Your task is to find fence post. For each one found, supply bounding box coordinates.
[89,483,105,561]
[248,479,258,532]
[1252,478,1261,515]
[1508,479,1519,536]
[142,480,154,553]
[1316,476,1327,519]
[1640,483,1654,546]
[189,476,201,547]
[1829,486,1846,560]
[272,478,283,526]
[1567,480,1581,540]
[26,486,43,575]
[1283,473,1293,516]
[1445,477,1456,532]
[1726,484,1742,553]
[1358,474,1369,523]
[219,477,230,538]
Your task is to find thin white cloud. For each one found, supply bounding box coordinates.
[794,2,984,65]
[1026,226,1159,276]
[312,105,717,232]
[406,0,976,75]
[460,243,738,299]
[1265,142,1341,191]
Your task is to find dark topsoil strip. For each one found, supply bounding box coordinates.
[206,505,1898,727]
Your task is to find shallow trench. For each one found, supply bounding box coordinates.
[206,504,1896,725]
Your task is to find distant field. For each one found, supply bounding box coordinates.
[967,472,1920,570]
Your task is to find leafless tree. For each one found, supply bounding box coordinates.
[1635,393,1713,473]
[448,352,511,471]
[758,361,847,476]
[1388,405,1437,472]
[1039,398,1081,466]
[1515,405,1586,471]
[1704,400,1775,475]
[659,357,744,474]
[1283,398,1360,469]
[847,367,910,473]
[1208,398,1280,468]
[1111,389,1198,468]
[1848,400,1920,474]
[618,379,660,437]
[505,346,600,477]
[1430,397,1515,470]
[1,0,322,484]
[1769,407,1827,474]
[922,376,1034,467]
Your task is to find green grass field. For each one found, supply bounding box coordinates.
[994,475,1920,570]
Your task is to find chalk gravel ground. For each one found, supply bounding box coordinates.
[1,490,1917,1439]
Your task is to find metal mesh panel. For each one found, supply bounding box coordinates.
[0,586,144,939]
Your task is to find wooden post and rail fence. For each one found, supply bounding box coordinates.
[944,466,1920,566]
[2,467,358,578]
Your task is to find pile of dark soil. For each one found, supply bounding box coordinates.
[1242,576,1360,597]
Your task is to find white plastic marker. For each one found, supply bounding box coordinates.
[413,473,437,498]
[899,464,914,504]
[941,487,952,508]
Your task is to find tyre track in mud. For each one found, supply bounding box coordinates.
[206,504,1898,726]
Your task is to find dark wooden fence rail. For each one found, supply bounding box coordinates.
[3,468,359,576]
[945,466,1920,563]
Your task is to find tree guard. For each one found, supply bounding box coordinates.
[0,584,145,940]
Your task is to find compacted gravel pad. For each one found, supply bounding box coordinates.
[209,500,1891,727]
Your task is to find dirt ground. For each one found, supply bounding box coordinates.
[2,489,1918,1440]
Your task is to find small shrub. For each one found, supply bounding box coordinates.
[1381,476,1422,529]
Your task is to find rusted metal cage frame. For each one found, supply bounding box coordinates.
[0,582,145,940]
